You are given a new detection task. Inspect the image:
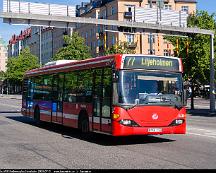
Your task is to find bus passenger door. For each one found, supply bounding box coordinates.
[56,74,64,124]
[92,69,102,131]
[52,74,64,124]
[101,68,112,133]
[92,68,112,134]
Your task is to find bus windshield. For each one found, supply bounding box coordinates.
[116,70,183,108]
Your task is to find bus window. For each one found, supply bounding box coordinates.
[33,76,44,100]
[43,75,52,101]
[82,70,93,103]
[64,72,77,103]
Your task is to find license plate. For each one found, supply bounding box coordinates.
[148,128,162,132]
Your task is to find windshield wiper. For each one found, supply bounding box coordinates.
[160,98,183,110]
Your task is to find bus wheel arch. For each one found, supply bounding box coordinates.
[78,110,89,133]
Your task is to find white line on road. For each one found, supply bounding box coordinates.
[187,127,216,133]
[187,132,216,139]
[187,126,216,139]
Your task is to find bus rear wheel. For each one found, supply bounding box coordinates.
[34,106,41,125]
[79,115,89,134]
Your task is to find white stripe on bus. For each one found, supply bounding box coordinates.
[28,110,110,124]
[89,117,111,124]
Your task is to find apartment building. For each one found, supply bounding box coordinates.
[8,27,73,65]
[76,0,196,57]
[0,37,7,72]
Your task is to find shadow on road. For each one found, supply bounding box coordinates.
[187,109,216,117]
[6,115,175,146]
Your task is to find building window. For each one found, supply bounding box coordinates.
[148,35,155,43]
[148,49,155,55]
[90,29,93,37]
[181,6,189,13]
[93,41,96,48]
[164,5,172,10]
[98,40,101,47]
[112,36,116,45]
[146,3,157,8]
[164,49,171,56]
[111,7,116,15]
[126,34,134,43]
[125,5,134,12]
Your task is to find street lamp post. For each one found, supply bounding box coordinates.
[39,26,42,67]
[210,34,215,113]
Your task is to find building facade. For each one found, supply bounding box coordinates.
[0,37,8,72]
[8,27,73,65]
[76,0,197,57]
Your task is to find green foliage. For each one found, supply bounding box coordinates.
[164,10,216,85]
[0,71,5,81]
[6,47,39,83]
[104,41,136,55]
[53,32,92,60]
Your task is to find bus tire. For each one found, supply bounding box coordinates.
[78,113,89,134]
[34,106,41,125]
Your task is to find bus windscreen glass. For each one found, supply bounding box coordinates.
[116,70,183,107]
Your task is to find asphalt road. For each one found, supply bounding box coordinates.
[0,96,216,169]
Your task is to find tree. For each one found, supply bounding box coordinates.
[0,71,5,81]
[164,10,216,109]
[53,32,92,60]
[6,47,39,83]
[104,41,136,55]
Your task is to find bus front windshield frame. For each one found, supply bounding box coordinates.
[114,70,184,109]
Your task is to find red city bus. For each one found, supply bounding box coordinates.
[21,54,187,136]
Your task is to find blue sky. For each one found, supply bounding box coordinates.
[0,0,215,44]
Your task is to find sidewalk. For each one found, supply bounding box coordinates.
[0,94,22,100]
[186,97,216,116]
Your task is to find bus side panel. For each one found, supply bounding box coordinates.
[63,102,79,128]
[63,102,93,129]
[37,100,52,122]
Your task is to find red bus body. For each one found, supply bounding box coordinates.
[21,54,186,136]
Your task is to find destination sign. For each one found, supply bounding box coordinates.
[123,56,180,71]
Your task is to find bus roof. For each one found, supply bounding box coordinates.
[25,54,182,77]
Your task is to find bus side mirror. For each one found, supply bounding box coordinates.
[183,89,187,106]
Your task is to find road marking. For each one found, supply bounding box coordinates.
[188,127,216,133]
[187,126,216,139]
[187,132,216,139]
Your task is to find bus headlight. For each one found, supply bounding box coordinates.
[119,119,140,127]
[113,114,120,119]
[169,119,184,126]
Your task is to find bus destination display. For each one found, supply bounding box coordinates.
[124,56,180,71]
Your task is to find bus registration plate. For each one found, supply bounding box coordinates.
[148,128,162,132]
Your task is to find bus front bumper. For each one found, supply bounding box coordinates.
[112,122,186,136]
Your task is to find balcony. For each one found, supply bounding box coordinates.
[124,11,133,18]
[148,0,169,2]
[127,42,137,49]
